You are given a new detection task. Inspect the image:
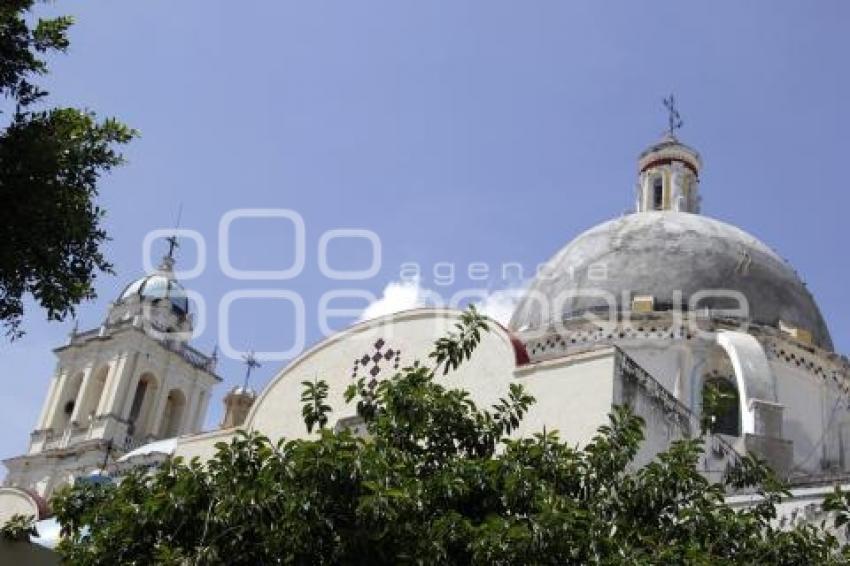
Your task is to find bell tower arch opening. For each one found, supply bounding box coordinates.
[160,389,187,438]
[652,177,664,210]
[52,371,84,432]
[76,365,110,425]
[128,373,159,439]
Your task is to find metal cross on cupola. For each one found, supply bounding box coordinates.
[662,94,684,138]
[242,350,262,390]
[165,234,180,259]
[161,204,183,270]
[168,203,184,259]
[158,234,180,272]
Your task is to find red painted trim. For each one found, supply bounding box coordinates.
[640,157,698,176]
[489,319,532,366]
[510,335,531,366]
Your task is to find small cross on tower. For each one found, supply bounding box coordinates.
[158,234,180,271]
[662,94,684,137]
[242,351,261,390]
[165,234,180,259]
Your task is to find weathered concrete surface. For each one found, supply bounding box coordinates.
[510,211,832,350]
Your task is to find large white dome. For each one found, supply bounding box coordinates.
[509,211,833,351]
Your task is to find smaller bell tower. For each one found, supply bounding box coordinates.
[2,251,221,500]
[221,387,256,428]
[221,351,260,428]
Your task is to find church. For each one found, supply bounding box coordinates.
[2,119,848,550]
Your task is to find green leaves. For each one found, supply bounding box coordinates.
[1,2,73,106]
[51,307,850,563]
[0,108,137,337]
[0,2,134,337]
[701,379,738,435]
[0,513,37,542]
[824,487,850,535]
[32,15,73,53]
[488,382,535,437]
[430,304,489,375]
[301,378,331,433]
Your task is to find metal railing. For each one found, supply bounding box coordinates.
[614,349,694,432]
[68,318,217,374]
[613,348,745,479]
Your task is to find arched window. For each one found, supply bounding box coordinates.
[702,378,740,436]
[128,373,158,437]
[652,177,664,210]
[128,380,147,425]
[76,366,109,425]
[160,389,187,438]
[53,372,84,431]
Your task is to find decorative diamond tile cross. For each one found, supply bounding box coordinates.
[352,337,402,381]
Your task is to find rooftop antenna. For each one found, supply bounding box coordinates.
[242,350,261,390]
[662,94,684,138]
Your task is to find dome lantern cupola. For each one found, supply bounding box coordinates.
[636,96,702,214]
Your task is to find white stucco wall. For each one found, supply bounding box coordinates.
[772,361,850,475]
[177,311,633,463]
[172,306,850,491]
[173,428,236,463]
[0,487,41,524]
[244,309,520,443]
[514,349,617,447]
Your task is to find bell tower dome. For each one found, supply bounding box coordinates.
[108,249,193,341]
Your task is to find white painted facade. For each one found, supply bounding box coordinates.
[2,130,849,543]
[175,309,699,473]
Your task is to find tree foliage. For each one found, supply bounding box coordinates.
[52,307,850,564]
[0,513,37,542]
[0,0,135,337]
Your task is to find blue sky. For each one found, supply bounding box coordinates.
[1,1,848,468]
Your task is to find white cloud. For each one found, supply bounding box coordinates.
[359,277,430,321]
[359,277,527,327]
[474,287,525,326]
